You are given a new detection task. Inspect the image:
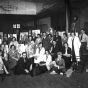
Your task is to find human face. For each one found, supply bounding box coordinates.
[22,53,27,58]
[63,34,66,38]
[81,30,84,34]
[71,33,75,37]
[3,42,6,45]
[57,55,62,61]
[11,46,15,50]
[64,43,68,48]
[39,43,42,48]
[45,51,49,56]
[29,36,32,41]
[53,41,56,46]
[43,33,46,38]
[12,38,15,41]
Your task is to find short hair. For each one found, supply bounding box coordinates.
[64,42,68,46]
[57,52,62,56]
[37,34,41,37]
[12,37,16,41]
[63,33,67,37]
[81,28,85,32]
[22,52,27,55]
[10,45,16,49]
[70,31,76,36]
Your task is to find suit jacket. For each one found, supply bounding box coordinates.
[51,45,60,55]
[42,37,50,51]
[62,47,71,54]
[15,57,28,75]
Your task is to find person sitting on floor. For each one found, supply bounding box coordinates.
[50,52,66,75]
[15,52,30,75]
[62,42,72,69]
[30,50,52,76]
[37,50,52,75]
[8,45,20,72]
[34,42,45,64]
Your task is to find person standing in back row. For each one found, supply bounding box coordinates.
[68,31,81,65]
[79,28,88,52]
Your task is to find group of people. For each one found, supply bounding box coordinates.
[0,28,88,77]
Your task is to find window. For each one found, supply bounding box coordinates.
[13,24,20,28]
[13,24,16,28]
[17,24,20,28]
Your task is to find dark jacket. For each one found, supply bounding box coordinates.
[42,37,50,51]
[15,57,28,75]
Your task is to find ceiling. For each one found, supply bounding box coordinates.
[0,0,79,15]
[0,0,87,21]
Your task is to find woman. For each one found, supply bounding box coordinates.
[8,45,20,70]
[25,37,35,58]
[35,34,42,45]
[9,37,18,50]
[50,52,66,74]
[62,42,72,69]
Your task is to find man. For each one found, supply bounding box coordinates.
[51,41,60,61]
[79,28,88,52]
[68,31,81,64]
[42,33,51,51]
[54,31,62,52]
[15,52,30,75]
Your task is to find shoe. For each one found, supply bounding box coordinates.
[50,71,57,74]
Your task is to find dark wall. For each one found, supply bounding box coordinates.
[0,14,36,34]
[50,12,66,31]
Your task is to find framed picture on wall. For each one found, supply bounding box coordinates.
[32,30,40,36]
[20,32,28,40]
[0,32,3,41]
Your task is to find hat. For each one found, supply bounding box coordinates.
[57,52,62,56]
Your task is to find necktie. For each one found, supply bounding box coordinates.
[72,38,74,50]
[81,34,83,40]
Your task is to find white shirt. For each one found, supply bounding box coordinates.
[0,39,2,45]
[40,54,52,66]
[0,56,3,70]
[34,47,45,63]
[81,34,88,43]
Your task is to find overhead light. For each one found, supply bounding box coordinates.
[0,5,18,11]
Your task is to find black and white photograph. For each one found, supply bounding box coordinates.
[0,0,88,88]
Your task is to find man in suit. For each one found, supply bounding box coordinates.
[42,33,51,51]
[51,41,60,61]
[15,52,30,75]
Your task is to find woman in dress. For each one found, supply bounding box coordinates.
[8,45,20,71]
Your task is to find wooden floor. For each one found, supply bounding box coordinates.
[0,72,88,88]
